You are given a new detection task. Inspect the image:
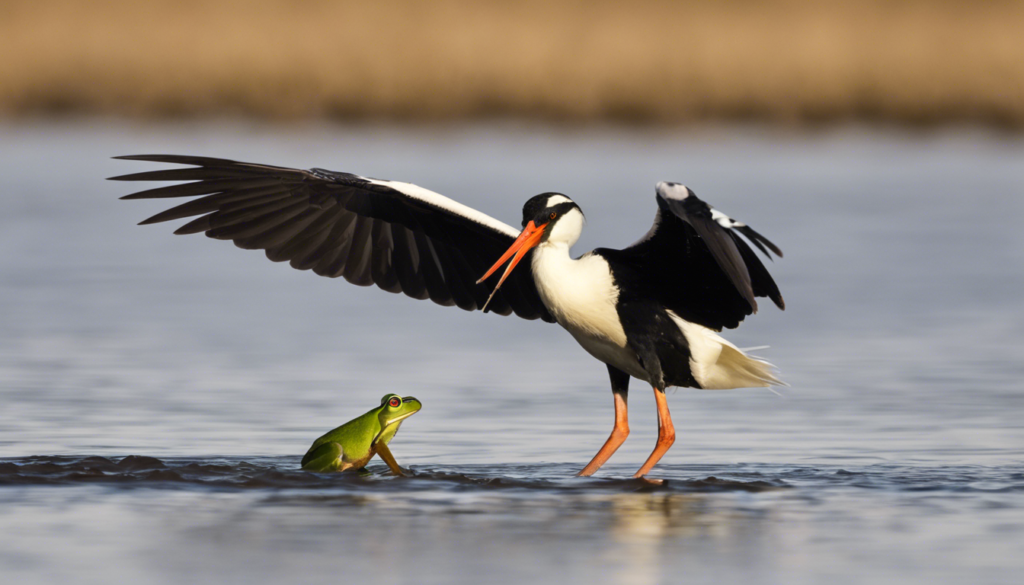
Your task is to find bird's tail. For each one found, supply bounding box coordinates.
[668,312,785,389]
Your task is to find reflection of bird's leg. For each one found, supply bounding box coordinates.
[578,365,631,476]
[633,387,675,478]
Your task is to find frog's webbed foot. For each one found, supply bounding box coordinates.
[301,442,344,472]
[374,442,406,476]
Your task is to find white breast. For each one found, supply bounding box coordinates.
[531,244,646,378]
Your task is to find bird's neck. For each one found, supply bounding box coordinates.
[536,239,573,259]
[530,240,581,288]
[531,241,579,303]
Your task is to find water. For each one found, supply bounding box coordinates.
[1,121,1022,584]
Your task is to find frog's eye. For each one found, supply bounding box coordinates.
[388,396,401,408]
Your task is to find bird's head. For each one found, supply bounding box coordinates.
[476,193,584,312]
[519,193,585,248]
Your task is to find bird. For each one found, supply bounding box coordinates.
[111,154,785,479]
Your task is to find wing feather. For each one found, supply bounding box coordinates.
[603,182,783,331]
[112,155,553,322]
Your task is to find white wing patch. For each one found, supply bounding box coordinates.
[657,182,748,229]
[656,181,692,201]
[710,208,746,229]
[364,178,521,238]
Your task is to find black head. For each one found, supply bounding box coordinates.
[521,193,583,229]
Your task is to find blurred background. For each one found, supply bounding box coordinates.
[2,2,1023,585]
[1,0,1022,126]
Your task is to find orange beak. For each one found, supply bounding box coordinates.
[477,220,548,313]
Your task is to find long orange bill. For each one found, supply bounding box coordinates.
[477,220,547,313]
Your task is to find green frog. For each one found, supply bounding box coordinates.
[301,393,422,475]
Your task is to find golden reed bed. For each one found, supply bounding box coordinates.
[1,0,1022,126]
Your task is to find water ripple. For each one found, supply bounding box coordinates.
[3,455,1021,495]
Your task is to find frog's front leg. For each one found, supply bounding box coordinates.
[374,442,406,476]
[301,442,344,472]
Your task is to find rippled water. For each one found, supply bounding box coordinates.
[1,121,1023,584]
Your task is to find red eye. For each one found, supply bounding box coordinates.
[549,212,557,220]
[389,397,401,408]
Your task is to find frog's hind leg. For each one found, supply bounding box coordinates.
[300,442,344,472]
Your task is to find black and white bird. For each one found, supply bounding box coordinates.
[112,155,785,478]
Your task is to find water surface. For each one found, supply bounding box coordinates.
[1,121,1022,584]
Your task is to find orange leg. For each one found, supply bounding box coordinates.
[633,388,675,478]
[577,390,629,476]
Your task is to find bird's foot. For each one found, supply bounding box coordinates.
[636,475,665,486]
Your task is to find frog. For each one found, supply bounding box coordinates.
[301,393,422,475]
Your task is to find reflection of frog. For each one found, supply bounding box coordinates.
[301,394,421,475]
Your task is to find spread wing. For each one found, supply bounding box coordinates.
[111,155,554,322]
[603,182,783,331]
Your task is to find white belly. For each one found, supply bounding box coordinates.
[563,324,648,380]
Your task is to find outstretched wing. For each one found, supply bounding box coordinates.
[602,182,783,331]
[111,155,554,322]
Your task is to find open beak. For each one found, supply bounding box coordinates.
[477,220,547,313]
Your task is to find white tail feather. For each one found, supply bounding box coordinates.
[667,311,785,390]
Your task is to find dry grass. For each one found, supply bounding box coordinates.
[1,0,1023,126]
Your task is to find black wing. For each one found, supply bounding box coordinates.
[600,182,783,331]
[111,155,554,322]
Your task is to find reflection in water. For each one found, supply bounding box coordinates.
[139,482,780,584]
[610,494,695,585]
[613,493,711,541]
[2,457,1024,583]
[607,493,774,585]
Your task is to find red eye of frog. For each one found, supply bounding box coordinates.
[388,397,401,408]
